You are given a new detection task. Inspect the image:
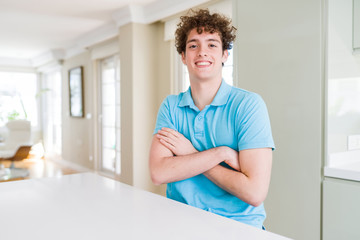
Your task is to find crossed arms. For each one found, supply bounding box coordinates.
[149,127,272,207]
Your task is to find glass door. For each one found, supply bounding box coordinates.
[98,56,121,176]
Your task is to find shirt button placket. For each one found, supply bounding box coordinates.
[194,113,204,138]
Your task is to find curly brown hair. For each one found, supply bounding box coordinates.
[175,9,236,54]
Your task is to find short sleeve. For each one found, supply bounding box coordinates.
[153,96,177,135]
[236,93,275,151]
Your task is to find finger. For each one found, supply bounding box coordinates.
[157,130,171,138]
[170,129,181,138]
[161,127,173,131]
[158,129,178,140]
[156,134,176,147]
[159,139,175,152]
[161,128,180,138]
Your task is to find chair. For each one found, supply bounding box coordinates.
[0,120,32,153]
[1,145,32,166]
[0,120,32,180]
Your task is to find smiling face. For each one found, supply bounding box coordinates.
[181,28,228,84]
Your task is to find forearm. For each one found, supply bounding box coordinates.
[204,161,271,207]
[151,128,272,207]
[150,147,229,185]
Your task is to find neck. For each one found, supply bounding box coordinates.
[190,77,222,111]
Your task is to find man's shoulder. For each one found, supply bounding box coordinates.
[228,86,263,104]
[162,93,184,104]
[160,93,187,111]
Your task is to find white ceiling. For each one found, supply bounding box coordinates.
[0,0,210,68]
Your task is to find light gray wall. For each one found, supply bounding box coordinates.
[233,0,323,239]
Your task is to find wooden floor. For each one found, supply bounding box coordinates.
[0,156,82,182]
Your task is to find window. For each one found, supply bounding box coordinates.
[0,71,38,127]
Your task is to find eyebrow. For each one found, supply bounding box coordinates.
[186,38,221,44]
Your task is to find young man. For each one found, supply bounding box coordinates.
[149,9,274,229]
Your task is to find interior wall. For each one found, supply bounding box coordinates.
[59,20,170,195]
[157,41,172,110]
[132,22,159,192]
[62,51,94,170]
[155,31,171,197]
[118,22,170,195]
[233,0,323,239]
[118,23,134,186]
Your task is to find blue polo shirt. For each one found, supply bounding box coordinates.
[154,80,275,229]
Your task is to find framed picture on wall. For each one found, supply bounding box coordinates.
[69,66,84,118]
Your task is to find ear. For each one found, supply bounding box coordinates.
[222,49,229,64]
[181,52,187,65]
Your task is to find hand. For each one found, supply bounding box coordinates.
[222,147,241,172]
[156,127,198,156]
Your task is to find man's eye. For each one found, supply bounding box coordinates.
[209,44,217,48]
[189,45,197,49]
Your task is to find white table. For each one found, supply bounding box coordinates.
[0,173,290,240]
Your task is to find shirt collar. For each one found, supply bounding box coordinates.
[178,79,232,108]
[178,87,195,108]
[211,80,232,106]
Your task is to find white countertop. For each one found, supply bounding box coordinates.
[324,161,360,182]
[0,172,290,240]
[325,151,360,182]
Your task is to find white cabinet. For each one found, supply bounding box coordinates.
[323,177,360,240]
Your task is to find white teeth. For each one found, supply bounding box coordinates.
[196,62,211,66]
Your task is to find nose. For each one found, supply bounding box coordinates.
[197,45,208,57]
